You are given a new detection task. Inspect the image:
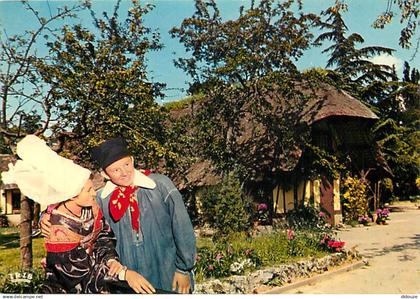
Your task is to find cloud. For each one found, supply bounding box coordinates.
[369,54,403,73]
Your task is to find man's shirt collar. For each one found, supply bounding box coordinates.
[100,169,156,198]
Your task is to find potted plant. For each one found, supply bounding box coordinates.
[358,215,370,226]
[376,208,390,225]
[256,203,269,225]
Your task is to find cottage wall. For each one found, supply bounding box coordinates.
[273,178,342,225]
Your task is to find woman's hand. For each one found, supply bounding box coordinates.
[172,271,190,294]
[125,270,156,294]
[106,260,124,277]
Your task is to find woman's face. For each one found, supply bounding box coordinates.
[104,156,135,187]
[73,179,96,207]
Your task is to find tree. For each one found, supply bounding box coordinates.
[171,0,318,86]
[170,0,318,189]
[0,0,86,270]
[314,1,397,87]
[401,61,420,112]
[371,61,419,200]
[0,0,87,152]
[373,0,419,55]
[35,0,175,168]
[373,119,419,198]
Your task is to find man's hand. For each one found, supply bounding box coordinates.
[40,213,51,238]
[125,269,155,294]
[172,271,190,294]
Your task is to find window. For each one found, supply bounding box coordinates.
[12,190,20,214]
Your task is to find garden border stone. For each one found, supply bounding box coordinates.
[262,259,366,293]
[194,249,362,294]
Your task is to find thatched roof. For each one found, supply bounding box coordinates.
[300,83,378,125]
[169,83,378,125]
[175,160,221,190]
[169,82,383,189]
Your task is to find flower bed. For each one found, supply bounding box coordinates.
[194,249,361,294]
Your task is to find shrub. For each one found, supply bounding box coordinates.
[341,176,369,223]
[199,175,253,236]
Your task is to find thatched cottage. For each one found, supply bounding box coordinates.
[170,82,392,225]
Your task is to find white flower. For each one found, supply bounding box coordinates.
[229,258,255,274]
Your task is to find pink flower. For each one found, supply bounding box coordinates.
[245,249,252,256]
[207,265,214,271]
[215,253,224,261]
[319,212,325,218]
[257,203,268,211]
[287,229,295,240]
[195,255,201,262]
[320,234,329,245]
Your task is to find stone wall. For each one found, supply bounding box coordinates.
[194,250,361,294]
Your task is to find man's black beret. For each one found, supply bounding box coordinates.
[90,137,131,169]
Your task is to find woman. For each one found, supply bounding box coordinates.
[42,177,122,293]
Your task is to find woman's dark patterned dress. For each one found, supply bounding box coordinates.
[43,205,119,294]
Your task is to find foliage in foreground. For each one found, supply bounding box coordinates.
[195,206,338,282]
[0,270,45,294]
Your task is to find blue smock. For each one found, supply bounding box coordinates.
[96,173,196,292]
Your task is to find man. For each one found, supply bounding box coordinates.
[42,137,196,294]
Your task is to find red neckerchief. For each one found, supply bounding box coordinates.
[109,185,140,232]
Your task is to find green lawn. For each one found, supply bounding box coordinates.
[0,227,46,275]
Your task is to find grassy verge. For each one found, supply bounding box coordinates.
[0,227,45,285]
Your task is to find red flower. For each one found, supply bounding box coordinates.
[327,240,345,252]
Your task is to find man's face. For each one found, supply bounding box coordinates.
[104,156,135,187]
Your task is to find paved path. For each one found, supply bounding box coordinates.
[282,206,420,294]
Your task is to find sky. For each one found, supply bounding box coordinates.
[0,0,418,104]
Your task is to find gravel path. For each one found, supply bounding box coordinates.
[281,205,420,294]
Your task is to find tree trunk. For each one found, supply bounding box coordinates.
[20,195,33,270]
